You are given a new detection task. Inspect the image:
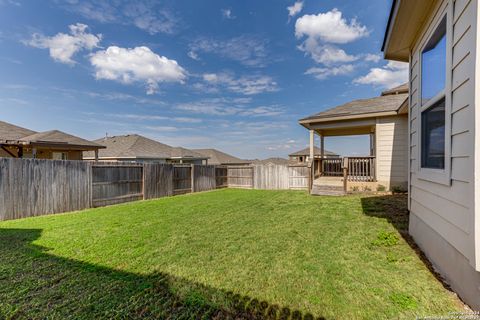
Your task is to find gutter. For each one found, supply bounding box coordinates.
[381,0,399,53]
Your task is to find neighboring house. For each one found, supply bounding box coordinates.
[288,146,339,164]
[192,148,251,165]
[83,134,208,164]
[299,83,409,191]
[381,0,479,309]
[0,120,104,160]
[252,157,291,165]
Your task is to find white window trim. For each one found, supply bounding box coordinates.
[416,3,452,186]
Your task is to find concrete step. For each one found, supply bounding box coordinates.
[311,185,345,196]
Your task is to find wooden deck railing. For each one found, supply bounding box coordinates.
[346,156,375,182]
[313,156,376,182]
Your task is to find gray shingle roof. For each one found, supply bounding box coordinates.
[289,146,338,157]
[300,92,408,122]
[381,83,408,96]
[0,120,36,141]
[21,130,104,148]
[252,157,291,165]
[192,148,250,165]
[85,134,208,160]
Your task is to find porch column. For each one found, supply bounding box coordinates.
[309,130,314,162]
[94,149,99,162]
[369,131,375,156]
[320,134,324,158]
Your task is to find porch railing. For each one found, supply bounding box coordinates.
[346,156,375,182]
[314,156,375,182]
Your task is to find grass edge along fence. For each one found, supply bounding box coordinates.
[0,158,309,221]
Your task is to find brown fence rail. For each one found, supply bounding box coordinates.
[0,159,310,221]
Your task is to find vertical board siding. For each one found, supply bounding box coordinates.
[0,158,91,220]
[91,164,143,207]
[288,165,309,189]
[228,166,254,188]
[0,160,309,221]
[143,163,174,199]
[253,164,290,190]
[215,166,228,188]
[193,165,216,192]
[173,165,192,195]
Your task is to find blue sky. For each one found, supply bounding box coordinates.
[0,0,408,159]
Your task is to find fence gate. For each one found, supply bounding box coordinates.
[91,164,144,207]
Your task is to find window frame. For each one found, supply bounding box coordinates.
[416,4,452,185]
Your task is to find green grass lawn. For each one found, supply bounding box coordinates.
[0,189,463,319]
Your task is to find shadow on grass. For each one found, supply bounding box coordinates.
[0,228,327,320]
[360,194,452,292]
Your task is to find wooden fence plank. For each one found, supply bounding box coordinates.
[0,158,91,220]
[143,163,174,200]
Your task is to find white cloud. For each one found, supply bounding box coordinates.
[299,43,357,65]
[176,98,283,117]
[221,8,235,19]
[294,9,369,77]
[364,53,382,63]
[25,23,101,64]
[90,46,187,94]
[201,72,278,95]
[59,1,179,35]
[287,1,303,18]
[295,9,369,44]
[188,35,268,67]
[305,64,355,80]
[353,61,408,88]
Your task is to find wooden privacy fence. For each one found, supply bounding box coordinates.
[91,163,143,207]
[0,159,310,221]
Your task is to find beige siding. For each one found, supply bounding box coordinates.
[375,115,408,189]
[409,0,477,267]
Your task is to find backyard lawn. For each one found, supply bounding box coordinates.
[0,189,464,319]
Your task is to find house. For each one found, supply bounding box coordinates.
[252,157,291,165]
[383,0,479,309]
[299,83,409,193]
[0,120,104,160]
[83,134,208,164]
[288,146,339,164]
[192,148,251,165]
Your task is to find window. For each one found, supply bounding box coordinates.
[420,16,446,170]
[52,152,68,160]
[421,99,445,169]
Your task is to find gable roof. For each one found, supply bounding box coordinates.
[20,130,104,149]
[170,147,207,159]
[192,148,250,165]
[0,120,36,141]
[299,85,408,124]
[252,157,291,165]
[84,134,208,160]
[289,146,338,157]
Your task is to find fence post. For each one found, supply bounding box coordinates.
[191,164,195,193]
[342,157,348,193]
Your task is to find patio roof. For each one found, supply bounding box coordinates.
[300,92,408,126]
[18,130,104,150]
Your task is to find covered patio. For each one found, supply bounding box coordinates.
[299,84,409,195]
